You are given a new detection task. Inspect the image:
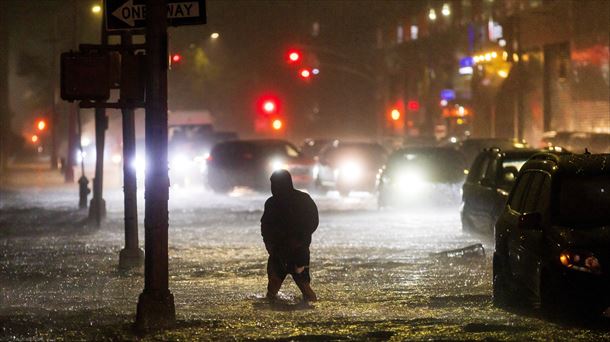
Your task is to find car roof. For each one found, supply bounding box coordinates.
[394,146,461,155]
[216,139,292,147]
[522,153,610,177]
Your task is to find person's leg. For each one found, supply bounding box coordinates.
[266,255,286,300]
[295,278,317,302]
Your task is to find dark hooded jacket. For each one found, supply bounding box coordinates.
[261,170,319,258]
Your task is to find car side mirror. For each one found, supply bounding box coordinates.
[518,212,542,230]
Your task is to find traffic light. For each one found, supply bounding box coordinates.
[171,53,182,64]
[262,100,277,114]
[36,119,47,131]
[390,109,401,121]
[299,68,311,79]
[271,118,283,131]
[407,100,420,111]
[286,49,302,64]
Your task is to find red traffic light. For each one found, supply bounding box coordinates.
[263,100,276,114]
[171,53,182,63]
[407,100,420,111]
[286,49,301,63]
[257,95,281,116]
[299,69,311,79]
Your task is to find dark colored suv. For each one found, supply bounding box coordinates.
[493,153,610,315]
[461,148,567,235]
[207,139,314,192]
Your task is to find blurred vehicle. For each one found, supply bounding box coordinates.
[168,124,215,186]
[132,126,238,187]
[314,141,388,196]
[300,138,333,159]
[493,153,610,315]
[207,139,314,193]
[377,147,466,208]
[461,148,569,235]
[456,138,529,167]
[541,131,610,154]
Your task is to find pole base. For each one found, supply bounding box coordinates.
[118,248,144,269]
[135,289,175,332]
[88,198,107,223]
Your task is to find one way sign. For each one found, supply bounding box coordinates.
[105,0,206,30]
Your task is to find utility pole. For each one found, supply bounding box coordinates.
[136,0,175,331]
[119,30,144,269]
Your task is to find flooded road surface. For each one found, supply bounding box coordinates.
[1,186,609,340]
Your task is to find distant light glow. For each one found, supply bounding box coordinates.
[391,109,401,121]
[300,69,311,78]
[410,25,418,40]
[81,136,91,147]
[459,66,473,75]
[428,9,437,21]
[31,135,39,143]
[407,100,420,111]
[498,70,509,78]
[441,3,451,16]
[312,68,320,75]
[263,101,276,113]
[36,120,46,131]
[272,119,283,130]
[210,32,220,39]
[498,39,507,47]
[172,54,182,63]
[91,4,101,14]
[112,154,122,164]
[450,136,458,143]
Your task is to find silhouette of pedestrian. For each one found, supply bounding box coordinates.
[261,169,319,303]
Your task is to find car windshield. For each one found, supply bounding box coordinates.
[554,176,610,228]
[388,149,465,183]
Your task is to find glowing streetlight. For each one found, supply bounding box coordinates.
[91,4,102,14]
[428,9,437,21]
[442,4,451,16]
[210,32,220,39]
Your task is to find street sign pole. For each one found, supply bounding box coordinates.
[118,31,144,269]
[136,0,175,331]
[88,7,109,227]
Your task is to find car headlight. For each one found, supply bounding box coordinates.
[269,159,287,172]
[339,161,364,183]
[171,154,190,170]
[396,169,427,191]
[133,156,146,174]
[559,250,602,275]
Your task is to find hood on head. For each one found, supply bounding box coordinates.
[270,169,294,197]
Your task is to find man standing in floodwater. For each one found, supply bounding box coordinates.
[261,169,319,303]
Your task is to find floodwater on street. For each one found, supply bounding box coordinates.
[1,181,609,340]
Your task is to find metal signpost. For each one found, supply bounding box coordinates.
[61,0,206,331]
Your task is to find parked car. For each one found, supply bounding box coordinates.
[315,141,387,196]
[206,139,314,193]
[378,147,466,208]
[541,131,610,153]
[461,148,568,235]
[456,138,529,167]
[493,153,610,315]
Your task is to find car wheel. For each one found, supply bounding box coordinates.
[492,253,511,308]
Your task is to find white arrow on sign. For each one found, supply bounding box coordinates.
[112,0,201,27]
